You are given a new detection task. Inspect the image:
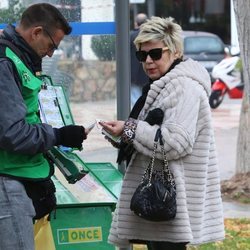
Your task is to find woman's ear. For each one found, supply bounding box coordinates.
[174,51,180,60]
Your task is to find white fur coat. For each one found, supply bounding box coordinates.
[108,59,225,247]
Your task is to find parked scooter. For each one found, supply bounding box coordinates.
[209,52,243,109]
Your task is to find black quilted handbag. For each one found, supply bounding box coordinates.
[130,128,176,221]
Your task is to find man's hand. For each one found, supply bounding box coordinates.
[54,125,86,149]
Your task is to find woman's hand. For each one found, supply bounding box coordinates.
[99,120,125,137]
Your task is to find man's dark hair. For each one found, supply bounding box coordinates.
[20,3,72,35]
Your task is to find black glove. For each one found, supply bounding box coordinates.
[144,108,164,125]
[54,125,86,149]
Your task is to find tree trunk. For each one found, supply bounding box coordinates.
[233,0,250,173]
[236,92,250,173]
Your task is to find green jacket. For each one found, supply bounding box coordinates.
[0,47,52,180]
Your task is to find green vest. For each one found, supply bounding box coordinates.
[0,47,51,180]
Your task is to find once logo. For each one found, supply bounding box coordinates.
[58,227,102,244]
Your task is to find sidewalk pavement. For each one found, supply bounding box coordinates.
[69,98,250,218]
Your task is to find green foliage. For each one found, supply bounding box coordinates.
[91,35,116,61]
[0,0,25,24]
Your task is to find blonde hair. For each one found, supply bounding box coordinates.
[134,16,183,58]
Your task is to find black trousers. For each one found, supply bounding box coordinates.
[131,240,188,250]
[147,241,188,250]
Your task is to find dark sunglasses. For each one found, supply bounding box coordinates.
[43,28,58,52]
[136,47,169,62]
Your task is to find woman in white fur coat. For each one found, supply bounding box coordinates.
[100,16,225,250]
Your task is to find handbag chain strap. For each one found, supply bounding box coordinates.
[142,129,175,186]
[159,133,175,186]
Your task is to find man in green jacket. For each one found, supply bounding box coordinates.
[0,3,87,250]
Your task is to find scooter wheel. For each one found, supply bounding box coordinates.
[209,90,224,109]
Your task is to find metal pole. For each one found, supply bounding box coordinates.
[115,0,131,121]
[115,0,131,173]
[115,1,132,250]
[133,4,138,23]
[147,0,155,17]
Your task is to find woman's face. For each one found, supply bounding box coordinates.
[140,40,176,80]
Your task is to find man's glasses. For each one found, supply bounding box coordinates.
[136,47,169,62]
[43,28,58,52]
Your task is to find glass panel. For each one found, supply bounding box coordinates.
[42,0,117,167]
[42,32,117,166]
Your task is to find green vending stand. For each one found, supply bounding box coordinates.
[36,76,123,250]
[48,162,123,250]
